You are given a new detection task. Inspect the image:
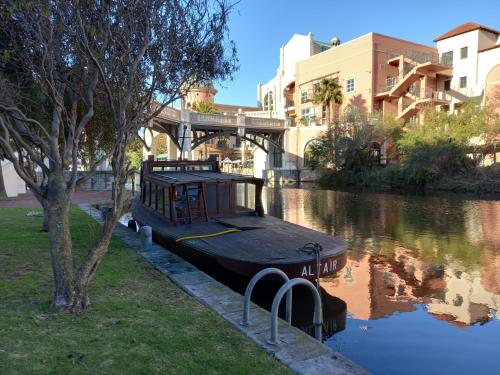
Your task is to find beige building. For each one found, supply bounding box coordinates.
[255,22,500,174]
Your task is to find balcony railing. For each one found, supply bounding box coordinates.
[385,48,444,66]
[244,110,279,118]
[401,91,451,111]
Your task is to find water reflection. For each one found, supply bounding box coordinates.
[263,187,500,374]
[263,188,500,324]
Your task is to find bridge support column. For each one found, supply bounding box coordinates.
[179,109,192,160]
[237,112,246,164]
[144,121,155,158]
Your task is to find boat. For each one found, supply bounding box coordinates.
[131,157,347,280]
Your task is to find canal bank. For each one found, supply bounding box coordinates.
[79,203,370,375]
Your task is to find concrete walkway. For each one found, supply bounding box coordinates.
[0,191,113,208]
[78,203,371,375]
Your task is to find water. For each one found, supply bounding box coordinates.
[262,187,500,375]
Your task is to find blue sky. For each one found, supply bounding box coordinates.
[214,0,500,107]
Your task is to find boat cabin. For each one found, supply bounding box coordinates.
[139,156,264,224]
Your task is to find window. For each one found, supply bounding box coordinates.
[460,76,467,88]
[386,76,396,91]
[301,91,308,104]
[313,83,320,97]
[460,46,468,59]
[444,80,451,91]
[301,108,310,126]
[346,77,355,93]
[263,92,273,111]
[263,93,269,111]
[301,108,317,126]
[322,105,328,123]
[441,50,453,65]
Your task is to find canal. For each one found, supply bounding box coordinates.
[262,186,500,375]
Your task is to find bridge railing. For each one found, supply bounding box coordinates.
[154,107,286,130]
[245,116,285,129]
[190,112,238,126]
[244,110,279,118]
[156,105,181,121]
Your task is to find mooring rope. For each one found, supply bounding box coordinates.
[175,228,241,242]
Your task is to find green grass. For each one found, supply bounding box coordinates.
[0,207,290,375]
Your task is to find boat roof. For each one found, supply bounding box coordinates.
[143,159,261,185]
[149,170,253,185]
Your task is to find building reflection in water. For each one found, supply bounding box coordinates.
[263,187,500,331]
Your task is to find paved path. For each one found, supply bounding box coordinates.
[78,203,371,375]
[0,191,114,208]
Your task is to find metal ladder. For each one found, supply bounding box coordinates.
[241,268,323,345]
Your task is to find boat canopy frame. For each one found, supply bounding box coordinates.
[140,156,265,224]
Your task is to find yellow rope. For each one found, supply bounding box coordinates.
[175,228,241,242]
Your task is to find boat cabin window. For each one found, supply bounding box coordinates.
[236,183,256,212]
[141,180,171,219]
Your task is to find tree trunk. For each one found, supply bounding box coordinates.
[0,162,7,199]
[46,171,85,311]
[42,199,50,232]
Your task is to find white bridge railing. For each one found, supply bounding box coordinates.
[245,116,284,129]
[244,110,279,118]
[190,112,238,126]
[154,106,286,130]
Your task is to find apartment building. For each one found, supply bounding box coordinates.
[295,32,444,124]
[253,22,500,176]
[259,22,500,125]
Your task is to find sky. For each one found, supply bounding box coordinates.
[214,0,500,107]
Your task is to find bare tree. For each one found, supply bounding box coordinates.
[0,157,6,198]
[0,0,237,312]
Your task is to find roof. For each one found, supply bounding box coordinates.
[434,22,500,42]
[479,44,500,53]
[151,171,250,184]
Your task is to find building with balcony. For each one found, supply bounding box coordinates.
[255,22,500,177]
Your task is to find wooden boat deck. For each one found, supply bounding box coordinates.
[134,202,345,265]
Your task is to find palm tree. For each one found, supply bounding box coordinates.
[191,101,218,114]
[313,78,343,125]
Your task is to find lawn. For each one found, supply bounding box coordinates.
[0,207,290,374]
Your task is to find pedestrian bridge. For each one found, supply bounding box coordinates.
[148,106,287,158]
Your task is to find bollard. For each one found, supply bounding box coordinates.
[140,225,153,251]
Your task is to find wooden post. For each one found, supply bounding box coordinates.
[200,182,208,221]
[169,186,176,224]
[254,180,264,217]
[162,187,166,216]
[154,184,158,211]
[184,183,192,224]
[148,182,152,207]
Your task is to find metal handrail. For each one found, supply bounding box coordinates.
[268,278,322,345]
[241,268,292,327]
